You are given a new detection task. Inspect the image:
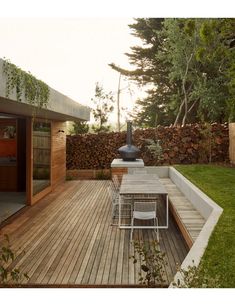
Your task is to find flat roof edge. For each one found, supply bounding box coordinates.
[0,58,90,121]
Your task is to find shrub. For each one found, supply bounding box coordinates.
[172,261,220,288]
[130,240,166,287]
[0,235,29,286]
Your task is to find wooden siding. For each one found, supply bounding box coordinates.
[229,123,235,165]
[0,180,188,287]
[51,121,66,189]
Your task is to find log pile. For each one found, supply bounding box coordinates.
[66,123,229,170]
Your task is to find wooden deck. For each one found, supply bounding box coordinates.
[0,180,188,287]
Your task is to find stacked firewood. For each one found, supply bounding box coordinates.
[66,123,229,170]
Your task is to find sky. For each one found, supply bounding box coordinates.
[0,17,144,125]
[0,0,233,126]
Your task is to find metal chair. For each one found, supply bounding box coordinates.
[130,201,159,241]
[108,181,132,225]
[108,185,119,221]
[112,175,120,191]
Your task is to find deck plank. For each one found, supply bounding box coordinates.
[0,180,189,287]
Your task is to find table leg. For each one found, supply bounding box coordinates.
[166,194,169,228]
[118,194,121,228]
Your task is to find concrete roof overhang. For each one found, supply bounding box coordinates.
[0,58,90,122]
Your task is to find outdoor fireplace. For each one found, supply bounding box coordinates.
[118,121,140,161]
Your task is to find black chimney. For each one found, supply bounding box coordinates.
[118,121,140,161]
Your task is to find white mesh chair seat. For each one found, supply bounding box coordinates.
[130,201,159,241]
[133,210,156,220]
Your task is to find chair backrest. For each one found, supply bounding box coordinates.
[134,201,156,213]
[112,175,120,190]
[108,185,118,201]
[108,186,113,198]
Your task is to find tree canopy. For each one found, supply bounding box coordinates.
[110,18,235,126]
[91,82,115,133]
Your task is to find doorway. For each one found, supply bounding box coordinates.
[0,114,26,224]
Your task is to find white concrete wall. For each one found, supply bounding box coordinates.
[169,167,222,219]
[168,167,223,287]
[128,166,169,178]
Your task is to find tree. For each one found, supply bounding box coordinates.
[195,19,235,122]
[71,120,89,134]
[110,18,176,127]
[110,18,235,126]
[158,19,201,126]
[91,82,114,133]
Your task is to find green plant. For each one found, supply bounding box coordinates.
[66,175,74,181]
[71,121,89,135]
[95,170,111,180]
[3,58,50,109]
[130,240,166,287]
[172,261,220,288]
[0,235,29,285]
[91,82,114,133]
[145,138,163,164]
[198,123,215,163]
[4,126,16,138]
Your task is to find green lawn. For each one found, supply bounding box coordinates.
[174,164,235,288]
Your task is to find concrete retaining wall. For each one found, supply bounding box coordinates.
[168,167,223,287]
[128,166,169,178]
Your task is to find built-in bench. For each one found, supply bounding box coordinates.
[160,178,206,249]
[128,166,223,286]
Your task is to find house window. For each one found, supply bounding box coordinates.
[32,121,51,195]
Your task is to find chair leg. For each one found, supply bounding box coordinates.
[130,217,134,241]
[154,217,159,242]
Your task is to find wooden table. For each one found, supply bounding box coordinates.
[119,173,169,229]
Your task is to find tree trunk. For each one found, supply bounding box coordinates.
[181,53,193,126]
[174,99,184,126]
[117,72,121,132]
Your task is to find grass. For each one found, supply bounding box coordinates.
[174,164,235,288]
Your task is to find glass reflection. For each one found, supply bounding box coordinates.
[33,121,51,195]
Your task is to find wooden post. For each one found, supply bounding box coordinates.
[229,123,235,165]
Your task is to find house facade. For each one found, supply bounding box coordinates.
[0,58,90,209]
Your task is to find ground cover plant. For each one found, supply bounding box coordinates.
[174,164,235,287]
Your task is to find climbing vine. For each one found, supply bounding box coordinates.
[2,58,50,108]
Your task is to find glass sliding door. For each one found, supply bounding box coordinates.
[32,120,51,196]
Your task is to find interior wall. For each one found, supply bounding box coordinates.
[17,119,26,191]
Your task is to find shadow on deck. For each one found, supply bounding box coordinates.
[0,180,188,287]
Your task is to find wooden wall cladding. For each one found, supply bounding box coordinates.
[51,121,66,189]
[229,123,235,165]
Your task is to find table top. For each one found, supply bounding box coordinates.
[120,173,167,195]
